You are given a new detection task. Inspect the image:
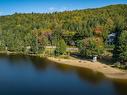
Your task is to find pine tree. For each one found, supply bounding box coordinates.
[112,17,125,62]
[113,30,127,63]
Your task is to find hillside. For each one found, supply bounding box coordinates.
[0,4,127,54]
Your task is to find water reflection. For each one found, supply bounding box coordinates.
[51,61,104,84]
[111,80,127,95]
[0,54,127,95]
[30,56,49,71]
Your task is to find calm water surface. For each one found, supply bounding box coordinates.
[0,54,127,95]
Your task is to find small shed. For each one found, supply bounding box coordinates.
[92,55,97,62]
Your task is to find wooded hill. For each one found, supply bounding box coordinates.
[0,4,127,57]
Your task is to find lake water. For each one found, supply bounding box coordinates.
[0,54,127,95]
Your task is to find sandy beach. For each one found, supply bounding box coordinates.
[47,57,127,79]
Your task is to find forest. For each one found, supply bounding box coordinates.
[0,4,127,65]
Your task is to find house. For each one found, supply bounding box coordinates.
[107,33,116,44]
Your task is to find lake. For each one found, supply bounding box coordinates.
[0,54,127,95]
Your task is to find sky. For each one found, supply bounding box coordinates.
[0,0,127,15]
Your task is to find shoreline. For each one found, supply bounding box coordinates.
[0,51,42,57]
[0,51,127,80]
[47,57,127,80]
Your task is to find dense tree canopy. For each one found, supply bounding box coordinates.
[0,4,127,55]
[78,37,104,58]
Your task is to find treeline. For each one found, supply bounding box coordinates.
[0,4,127,63]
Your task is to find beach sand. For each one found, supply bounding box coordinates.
[47,57,127,79]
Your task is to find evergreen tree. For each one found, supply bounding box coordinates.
[113,30,127,63]
[112,17,125,62]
